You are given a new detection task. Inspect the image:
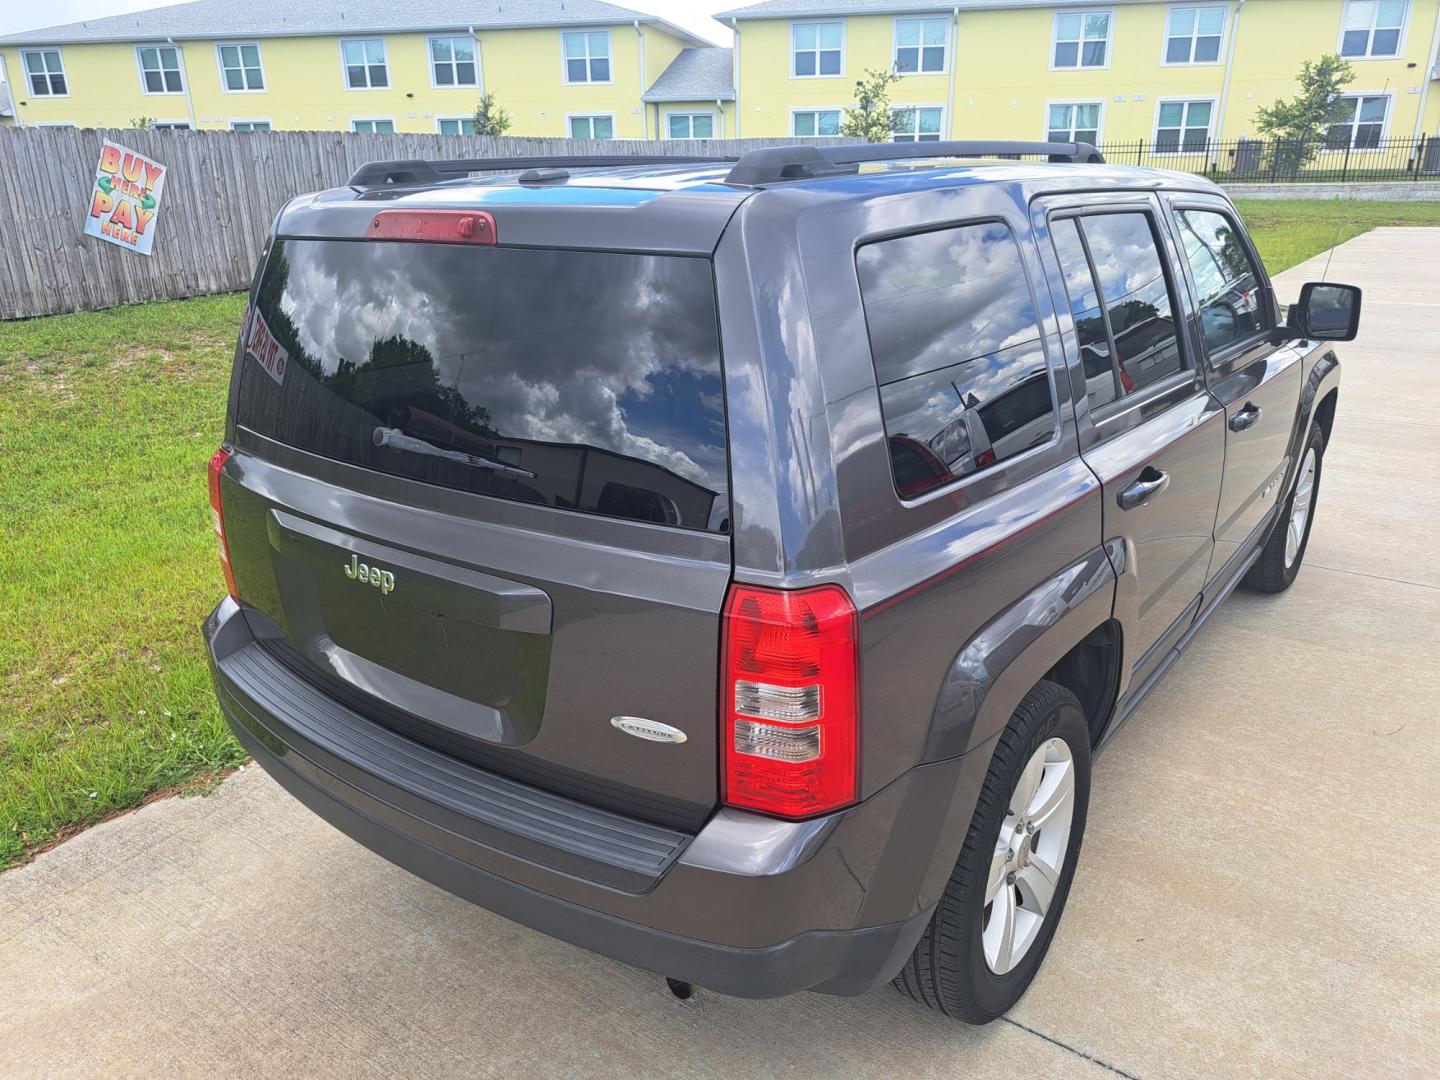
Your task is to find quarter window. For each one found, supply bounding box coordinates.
[562,31,610,83]
[1052,213,1185,411]
[1156,100,1213,152]
[437,117,477,135]
[21,50,67,96]
[793,21,844,77]
[892,106,943,141]
[667,112,715,139]
[793,109,841,137]
[430,36,478,87]
[1176,210,1268,355]
[857,222,1056,497]
[569,114,614,139]
[342,39,388,89]
[218,43,264,91]
[1340,0,1406,57]
[138,45,184,94]
[1048,102,1102,143]
[894,17,947,73]
[350,119,395,134]
[1165,5,1226,63]
[1327,94,1389,148]
[1053,10,1111,68]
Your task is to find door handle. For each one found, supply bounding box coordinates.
[1229,403,1263,432]
[1118,466,1170,511]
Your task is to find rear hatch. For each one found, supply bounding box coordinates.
[221,221,732,829]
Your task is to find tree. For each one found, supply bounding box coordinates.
[127,117,158,129]
[472,92,513,137]
[1254,54,1355,175]
[840,68,903,144]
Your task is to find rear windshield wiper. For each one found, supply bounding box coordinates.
[373,427,537,479]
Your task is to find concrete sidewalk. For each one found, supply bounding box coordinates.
[3,229,1437,1080]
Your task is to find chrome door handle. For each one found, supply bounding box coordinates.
[1229,403,1262,432]
[1118,466,1170,511]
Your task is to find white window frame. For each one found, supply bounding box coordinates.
[216,41,266,93]
[1327,91,1395,149]
[340,38,390,91]
[1050,8,1115,71]
[1152,97,1217,154]
[428,34,481,90]
[1161,4,1228,66]
[790,107,844,138]
[561,30,613,85]
[349,117,396,134]
[892,16,949,76]
[34,121,78,127]
[135,44,186,96]
[890,103,946,142]
[1045,99,1106,144]
[663,110,718,140]
[435,116,477,135]
[149,120,191,130]
[1337,0,1410,59]
[791,20,845,80]
[228,119,272,132]
[567,112,617,140]
[20,48,69,98]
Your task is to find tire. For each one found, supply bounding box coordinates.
[1243,422,1325,594]
[893,679,1091,1024]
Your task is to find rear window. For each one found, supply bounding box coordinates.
[237,239,729,533]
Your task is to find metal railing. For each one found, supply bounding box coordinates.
[1089,135,1440,183]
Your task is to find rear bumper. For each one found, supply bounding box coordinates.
[205,598,992,998]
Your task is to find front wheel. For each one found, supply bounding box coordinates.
[894,680,1091,1023]
[1244,422,1324,594]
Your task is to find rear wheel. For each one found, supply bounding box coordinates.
[1244,422,1324,594]
[894,680,1091,1023]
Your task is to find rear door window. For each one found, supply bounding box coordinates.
[237,239,729,534]
[856,222,1056,499]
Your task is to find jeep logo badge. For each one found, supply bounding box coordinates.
[344,553,396,595]
[610,716,687,744]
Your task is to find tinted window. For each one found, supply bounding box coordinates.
[238,239,728,533]
[1176,209,1267,354]
[857,222,1056,498]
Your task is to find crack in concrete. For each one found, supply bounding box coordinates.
[1002,1017,1145,1079]
[1309,563,1440,592]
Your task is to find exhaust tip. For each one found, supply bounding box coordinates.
[664,977,695,1001]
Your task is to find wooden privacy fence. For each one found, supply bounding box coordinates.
[0,127,841,321]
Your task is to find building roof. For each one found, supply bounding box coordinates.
[0,0,712,47]
[715,0,1151,20]
[643,47,734,102]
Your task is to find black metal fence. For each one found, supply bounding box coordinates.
[1092,135,1440,183]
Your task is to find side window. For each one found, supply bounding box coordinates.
[1176,209,1269,355]
[1052,212,1185,411]
[857,222,1056,500]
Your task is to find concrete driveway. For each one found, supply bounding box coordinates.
[3,229,1436,1080]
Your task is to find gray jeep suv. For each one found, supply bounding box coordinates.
[204,142,1358,1023]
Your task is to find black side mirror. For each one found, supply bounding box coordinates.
[1278,282,1362,343]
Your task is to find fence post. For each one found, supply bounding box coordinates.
[1341,140,1351,184]
[1416,135,1425,181]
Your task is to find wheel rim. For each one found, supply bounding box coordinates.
[1285,447,1318,569]
[983,738,1076,976]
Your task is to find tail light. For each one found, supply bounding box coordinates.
[721,583,859,819]
[368,209,496,245]
[208,447,238,600]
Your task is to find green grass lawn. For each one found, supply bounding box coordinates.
[1,198,1438,871]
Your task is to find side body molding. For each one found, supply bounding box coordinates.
[926,544,1118,761]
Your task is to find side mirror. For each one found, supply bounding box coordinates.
[1278,282,1362,343]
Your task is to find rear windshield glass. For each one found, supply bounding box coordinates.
[237,239,729,533]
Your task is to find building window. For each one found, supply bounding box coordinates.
[666,112,715,139]
[341,39,388,89]
[562,31,610,83]
[437,117,477,135]
[1327,94,1389,148]
[792,109,841,137]
[1155,100,1212,152]
[151,121,191,130]
[21,49,68,96]
[1339,0,1407,57]
[229,120,271,132]
[138,45,185,94]
[350,118,395,134]
[569,114,614,139]
[1165,6,1226,63]
[894,17,947,74]
[1053,10,1112,68]
[218,43,264,91]
[793,21,843,77]
[430,36,478,87]
[1048,102,1102,144]
[892,106,943,141]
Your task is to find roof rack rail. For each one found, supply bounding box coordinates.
[347,154,735,189]
[723,141,1105,187]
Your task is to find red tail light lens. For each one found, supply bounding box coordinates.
[208,447,238,600]
[721,583,859,819]
[368,209,497,244]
